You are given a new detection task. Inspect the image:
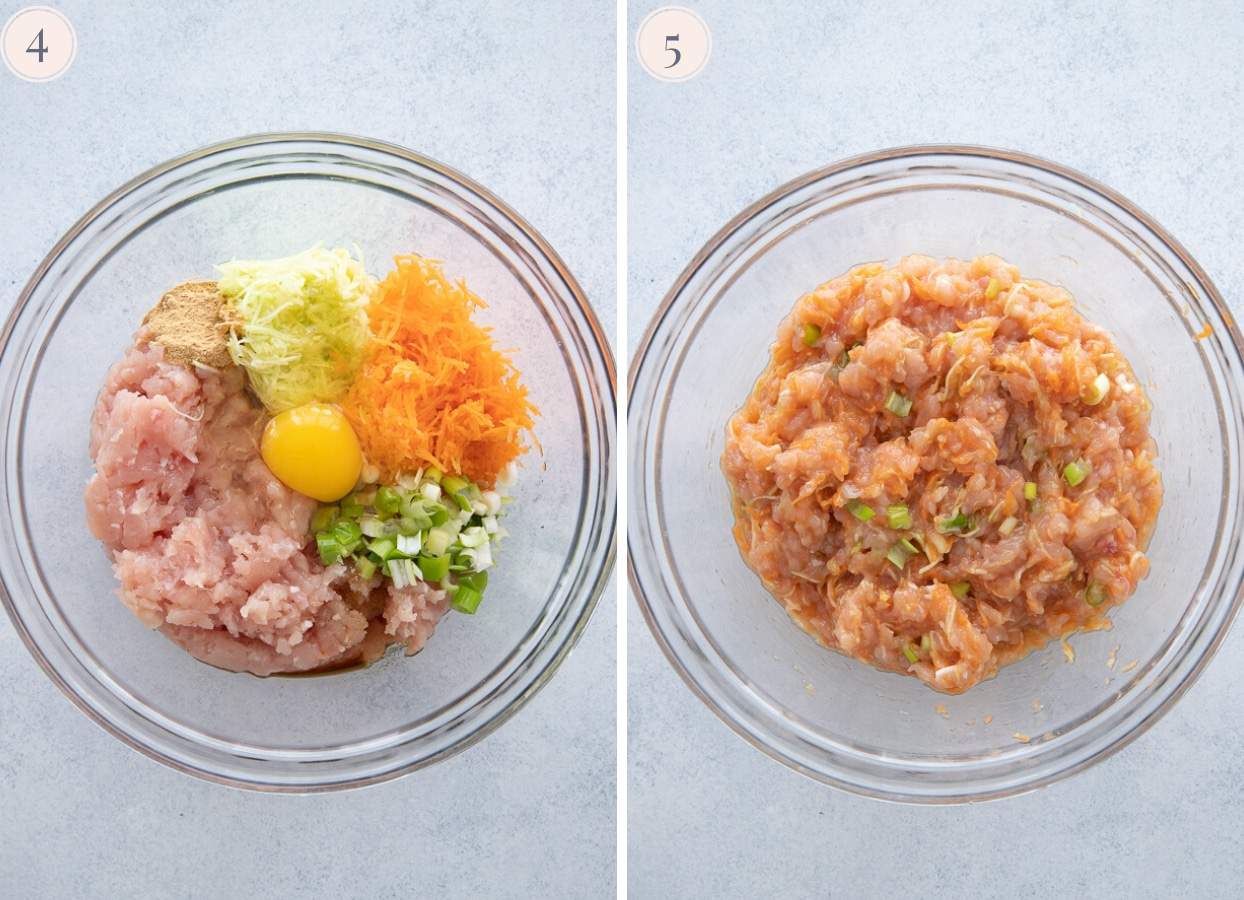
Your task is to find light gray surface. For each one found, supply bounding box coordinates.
[0,2,615,898]
[628,1,1244,898]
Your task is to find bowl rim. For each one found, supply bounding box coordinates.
[627,142,1244,803]
[0,130,617,792]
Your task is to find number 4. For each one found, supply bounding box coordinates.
[664,34,681,69]
[26,28,48,63]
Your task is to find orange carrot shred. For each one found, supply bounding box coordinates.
[342,254,537,486]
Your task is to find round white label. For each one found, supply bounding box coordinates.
[3,6,76,83]
[636,6,711,83]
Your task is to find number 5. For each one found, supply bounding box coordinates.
[664,34,681,69]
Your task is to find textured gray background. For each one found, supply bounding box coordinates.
[628,1,1244,898]
[0,2,615,898]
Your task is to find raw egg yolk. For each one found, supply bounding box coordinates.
[260,403,363,502]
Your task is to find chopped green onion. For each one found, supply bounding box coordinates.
[425,528,452,557]
[388,558,420,589]
[985,277,1000,300]
[316,470,506,596]
[395,533,422,556]
[460,570,489,593]
[310,505,339,533]
[1082,372,1110,406]
[442,475,468,496]
[801,323,822,347]
[920,633,932,653]
[417,554,450,582]
[460,539,494,572]
[886,541,914,569]
[398,498,433,531]
[936,511,974,534]
[846,499,875,522]
[316,533,343,565]
[374,486,401,516]
[332,520,362,552]
[368,536,398,560]
[898,537,918,554]
[998,516,1019,536]
[1024,481,1038,502]
[458,526,488,549]
[950,581,970,600]
[902,642,919,664]
[1063,459,1090,487]
[452,585,483,614]
[1085,582,1106,606]
[885,390,913,417]
[887,504,912,530]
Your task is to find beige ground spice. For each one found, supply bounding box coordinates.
[142,281,233,369]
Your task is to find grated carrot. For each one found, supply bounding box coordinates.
[342,254,537,485]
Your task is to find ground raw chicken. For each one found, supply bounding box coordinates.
[84,337,448,676]
[722,256,1162,693]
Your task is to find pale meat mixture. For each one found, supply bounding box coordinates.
[85,338,447,676]
[722,256,1162,693]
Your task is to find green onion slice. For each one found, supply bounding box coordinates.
[936,511,974,534]
[801,323,822,347]
[846,499,875,522]
[887,504,912,530]
[374,486,401,516]
[902,643,919,664]
[316,534,342,565]
[310,505,338,533]
[949,581,970,600]
[368,536,398,560]
[452,585,483,614]
[1024,481,1038,502]
[885,390,913,417]
[417,554,450,582]
[1085,582,1106,606]
[332,520,362,551]
[886,541,914,568]
[460,570,489,593]
[1082,372,1110,406]
[1063,459,1090,487]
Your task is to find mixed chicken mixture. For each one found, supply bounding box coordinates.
[722,256,1162,693]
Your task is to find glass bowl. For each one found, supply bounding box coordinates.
[629,146,1244,803]
[0,133,615,791]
